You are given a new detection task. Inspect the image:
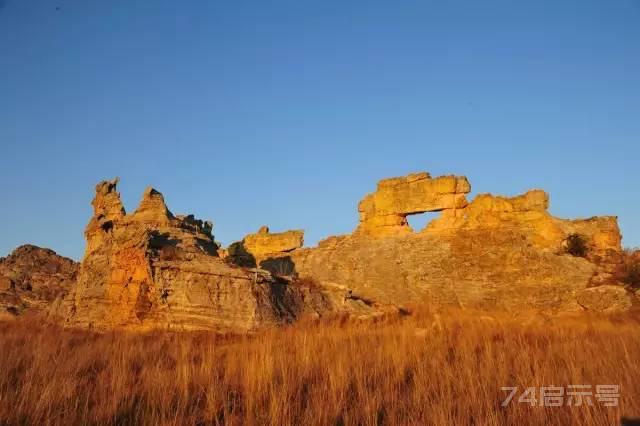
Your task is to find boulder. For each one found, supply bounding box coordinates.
[576,285,632,313]
[243,226,304,259]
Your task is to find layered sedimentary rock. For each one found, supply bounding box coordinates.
[290,172,632,314]
[426,189,621,256]
[226,226,305,273]
[356,172,471,236]
[244,226,304,259]
[0,245,78,319]
[59,179,327,331]
[223,227,382,316]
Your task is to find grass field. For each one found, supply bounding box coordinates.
[0,309,639,425]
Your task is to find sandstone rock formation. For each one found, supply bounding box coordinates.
[289,172,633,314]
[356,172,471,236]
[226,226,305,275]
[8,170,634,331]
[244,226,304,259]
[0,245,78,319]
[426,189,621,257]
[58,179,328,331]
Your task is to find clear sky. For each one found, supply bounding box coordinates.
[1,0,638,260]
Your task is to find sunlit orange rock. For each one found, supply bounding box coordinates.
[291,172,630,314]
[355,172,471,236]
[59,179,326,331]
[35,170,635,328]
[243,226,304,259]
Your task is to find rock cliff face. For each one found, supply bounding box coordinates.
[59,179,327,331]
[0,245,78,319]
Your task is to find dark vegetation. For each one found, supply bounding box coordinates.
[566,233,589,257]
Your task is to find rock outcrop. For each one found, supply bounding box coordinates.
[8,170,634,331]
[244,226,304,259]
[58,179,327,331]
[290,172,632,314]
[356,173,471,236]
[0,245,78,319]
[226,226,305,274]
[426,189,621,256]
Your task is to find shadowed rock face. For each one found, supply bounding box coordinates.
[0,245,78,319]
[57,179,329,331]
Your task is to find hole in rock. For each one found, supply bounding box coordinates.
[407,211,440,232]
[101,220,114,233]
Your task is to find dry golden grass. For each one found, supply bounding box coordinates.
[0,309,639,425]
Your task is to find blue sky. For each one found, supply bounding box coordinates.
[1,0,638,260]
